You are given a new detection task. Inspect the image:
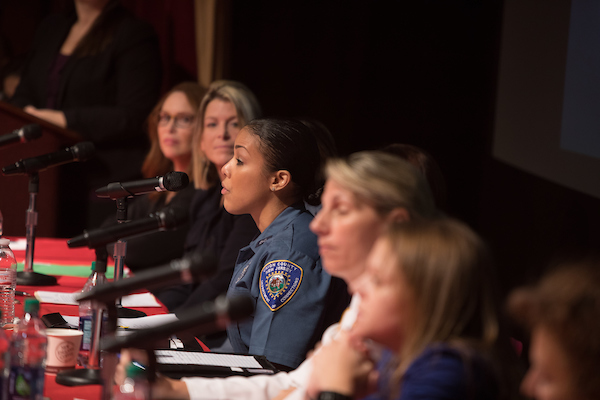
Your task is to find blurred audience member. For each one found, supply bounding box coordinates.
[509,261,600,400]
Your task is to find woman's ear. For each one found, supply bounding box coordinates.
[270,170,292,192]
[387,207,410,224]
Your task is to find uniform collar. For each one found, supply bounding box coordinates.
[250,202,307,250]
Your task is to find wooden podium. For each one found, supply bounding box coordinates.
[0,101,82,238]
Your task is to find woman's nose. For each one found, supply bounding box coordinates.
[221,160,230,177]
[310,212,327,235]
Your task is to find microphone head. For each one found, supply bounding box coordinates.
[158,206,189,230]
[71,141,95,161]
[163,171,189,191]
[223,294,255,322]
[21,124,42,142]
[66,231,89,248]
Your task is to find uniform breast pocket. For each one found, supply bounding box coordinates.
[232,261,252,289]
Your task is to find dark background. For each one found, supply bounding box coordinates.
[2,0,599,302]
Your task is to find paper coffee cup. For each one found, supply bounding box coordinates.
[46,328,83,374]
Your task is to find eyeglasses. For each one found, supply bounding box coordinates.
[158,113,195,129]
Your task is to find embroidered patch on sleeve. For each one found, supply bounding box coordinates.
[260,260,303,311]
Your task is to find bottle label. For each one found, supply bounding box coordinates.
[79,315,93,351]
[79,309,108,352]
[0,269,14,285]
[7,366,44,400]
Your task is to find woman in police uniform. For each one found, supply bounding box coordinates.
[115,147,441,398]
[220,118,350,371]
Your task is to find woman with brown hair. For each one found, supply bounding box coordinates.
[509,261,600,400]
[107,82,206,272]
[142,81,206,190]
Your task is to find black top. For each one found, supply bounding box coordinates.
[105,184,196,272]
[154,183,259,313]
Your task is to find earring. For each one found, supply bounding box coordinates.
[271,187,276,192]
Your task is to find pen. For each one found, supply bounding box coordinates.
[15,291,33,297]
[132,361,146,370]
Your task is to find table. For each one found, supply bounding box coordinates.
[8,237,170,399]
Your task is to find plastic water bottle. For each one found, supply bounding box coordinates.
[0,310,10,399]
[78,261,107,367]
[0,238,17,327]
[114,363,151,399]
[8,298,47,400]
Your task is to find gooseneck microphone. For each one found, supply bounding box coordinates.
[95,171,189,199]
[2,141,95,175]
[67,207,188,249]
[78,251,218,305]
[0,124,42,148]
[101,294,254,352]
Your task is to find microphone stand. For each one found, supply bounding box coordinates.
[17,172,57,286]
[55,247,108,386]
[113,197,146,318]
[58,281,156,399]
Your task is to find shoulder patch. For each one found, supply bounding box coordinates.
[260,260,303,311]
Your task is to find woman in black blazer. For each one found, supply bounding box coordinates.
[11,0,162,234]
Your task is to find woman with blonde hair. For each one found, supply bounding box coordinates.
[154,80,262,319]
[308,217,523,400]
[191,79,262,189]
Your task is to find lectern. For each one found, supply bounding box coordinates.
[0,101,81,238]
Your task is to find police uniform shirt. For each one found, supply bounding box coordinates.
[226,203,348,369]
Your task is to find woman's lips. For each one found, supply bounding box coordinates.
[162,138,179,146]
[317,243,335,255]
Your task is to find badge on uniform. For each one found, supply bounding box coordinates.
[260,260,303,311]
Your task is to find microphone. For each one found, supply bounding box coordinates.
[101,294,254,352]
[67,207,188,248]
[0,124,42,148]
[78,250,218,304]
[95,171,189,199]
[2,141,95,175]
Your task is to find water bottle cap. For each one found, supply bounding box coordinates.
[94,260,107,274]
[0,238,10,246]
[24,298,40,313]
